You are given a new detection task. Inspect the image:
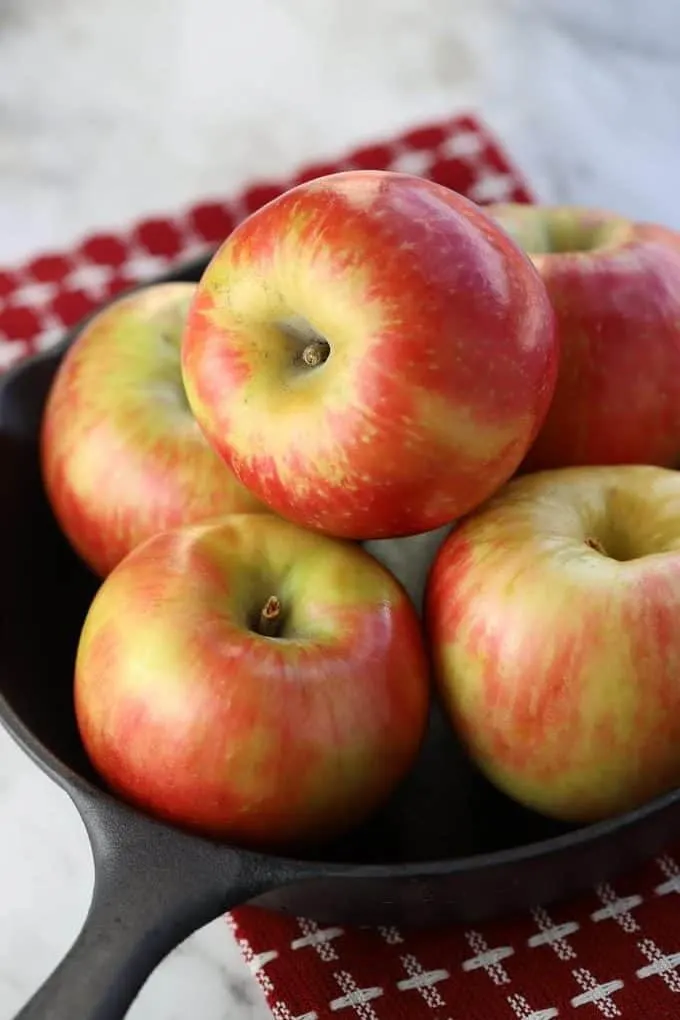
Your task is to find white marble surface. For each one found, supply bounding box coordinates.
[1,1,680,1017]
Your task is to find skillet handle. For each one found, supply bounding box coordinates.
[13,791,277,1020]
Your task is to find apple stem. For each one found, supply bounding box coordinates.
[257,595,283,637]
[301,339,330,368]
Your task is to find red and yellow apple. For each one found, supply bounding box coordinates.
[182,170,558,540]
[427,464,680,823]
[489,203,680,471]
[74,513,430,848]
[41,282,266,577]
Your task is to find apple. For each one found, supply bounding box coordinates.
[182,170,558,541]
[41,282,266,577]
[426,464,680,824]
[74,513,430,848]
[488,202,680,471]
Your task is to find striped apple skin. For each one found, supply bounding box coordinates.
[426,465,680,823]
[41,283,265,577]
[75,513,430,849]
[182,170,558,540]
[489,202,680,472]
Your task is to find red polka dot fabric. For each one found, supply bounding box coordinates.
[13,113,677,1019]
[0,114,531,370]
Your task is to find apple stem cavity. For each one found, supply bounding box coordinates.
[256,594,283,638]
[585,536,606,555]
[277,316,331,371]
[301,339,331,368]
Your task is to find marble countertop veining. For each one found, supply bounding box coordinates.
[1,1,680,1017]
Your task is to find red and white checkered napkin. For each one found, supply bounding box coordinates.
[6,112,679,1019]
[0,114,530,362]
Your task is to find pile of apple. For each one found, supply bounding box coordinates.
[40,170,680,852]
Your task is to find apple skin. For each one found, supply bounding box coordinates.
[182,170,558,541]
[41,283,266,577]
[426,464,680,824]
[74,513,430,849]
[488,203,680,472]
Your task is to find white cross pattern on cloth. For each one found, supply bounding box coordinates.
[636,938,680,992]
[655,854,680,897]
[291,919,344,962]
[377,925,404,945]
[396,952,449,1009]
[507,992,559,1020]
[329,971,383,1017]
[527,907,579,961]
[462,930,514,984]
[272,1004,319,1020]
[236,937,278,996]
[570,967,624,1017]
[247,948,279,974]
[591,884,643,933]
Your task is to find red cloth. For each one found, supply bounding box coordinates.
[6,113,679,1019]
[229,855,680,1019]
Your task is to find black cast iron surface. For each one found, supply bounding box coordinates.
[2,255,680,1020]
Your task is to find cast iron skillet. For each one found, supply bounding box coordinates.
[3,255,680,1020]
